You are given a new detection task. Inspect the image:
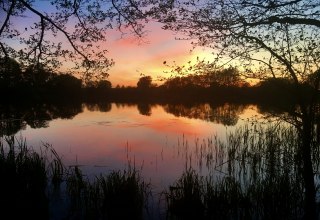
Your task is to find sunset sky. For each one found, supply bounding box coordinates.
[105,22,214,87]
[1,1,215,87]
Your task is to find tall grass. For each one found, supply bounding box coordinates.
[165,168,205,219]
[165,124,316,219]
[66,165,151,220]
[0,136,55,219]
[1,123,318,219]
[0,136,151,220]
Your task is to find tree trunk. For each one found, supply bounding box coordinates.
[301,114,317,219]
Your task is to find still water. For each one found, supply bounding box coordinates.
[3,101,319,219]
[5,102,265,190]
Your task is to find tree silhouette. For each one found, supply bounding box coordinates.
[154,1,320,86]
[163,67,248,89]
[0,0,149,81]
[48,73,82,92]
[137,75,153,89]
[152,1,320,218]
[209,68,248,87]
[0,57,22,88]
[23,64,53,87]
[97,80,112,90]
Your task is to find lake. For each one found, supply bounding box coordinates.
[2,101,302,219]
[1,102,269,185]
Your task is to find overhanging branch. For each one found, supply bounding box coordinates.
[245,16,320,28]
[243,34,299,84]
[19,0,90,66]
[0,0,15,37]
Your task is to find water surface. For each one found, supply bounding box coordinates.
[4,102,264,189]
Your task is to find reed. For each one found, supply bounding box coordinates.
[44,142,65,189]
[1,122,318,219]
[165,124,315,219]
[66,165,151,219]
[0,136,48,219]
[165,168,205,219]
[0,135,150,219]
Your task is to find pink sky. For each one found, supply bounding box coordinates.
[2,2,214,87]
[104,21,214,86]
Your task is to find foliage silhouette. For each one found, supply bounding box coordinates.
[0,0,151,80]
[137,75,154,89]
[151,2,320,217]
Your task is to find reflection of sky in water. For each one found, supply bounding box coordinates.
[19,103,263,190]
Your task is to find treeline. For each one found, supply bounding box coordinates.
[109,77,300,105]
[0,58,112,101]
[0,58,315,104]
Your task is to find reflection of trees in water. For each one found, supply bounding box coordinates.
[210,104,246,126]
[163,103,246,126]
[0,103,83,136]
[85,102,112,112]
[137,103,152,116]
[256,103,320,144]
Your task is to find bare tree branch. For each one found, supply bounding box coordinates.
[0,0,15,37]
[111,0,144,37]
[19,0,90,65]
[0,41,8,58]
[245,16,320,28]
[242,34,299,84]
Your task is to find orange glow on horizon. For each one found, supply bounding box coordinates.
[104,22,216,87]
[12,8,216,87]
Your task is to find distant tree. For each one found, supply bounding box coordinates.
[84,79,111,89]
[97,80,112,90]
[137,76,153,89]
[164,75,200,88]
[257,77,294,89]
[207,67,248,87]
[163,57,249,88]
[0,57,22,88]
[23,64,53,87]
[49,74,82,91]
[163,77,185,89]
[163,67,248,89]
